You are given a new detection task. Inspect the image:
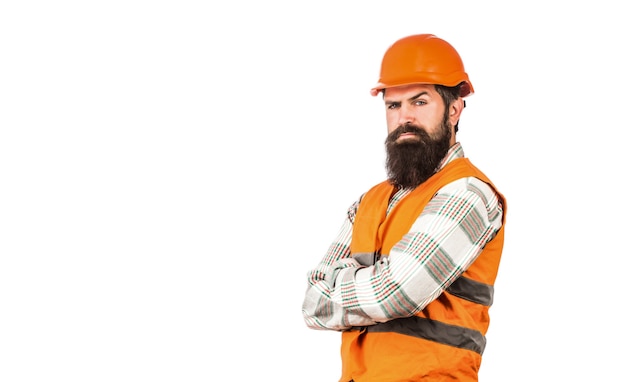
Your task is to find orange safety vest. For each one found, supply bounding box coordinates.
[341,158,507,382]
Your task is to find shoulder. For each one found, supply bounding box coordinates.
[437,177,503,219]
[441,176,497,198]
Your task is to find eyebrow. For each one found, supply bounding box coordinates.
[384,91,429,106]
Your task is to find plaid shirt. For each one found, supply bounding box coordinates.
[302,143,504,330]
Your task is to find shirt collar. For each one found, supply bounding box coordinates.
[437,142,465,171]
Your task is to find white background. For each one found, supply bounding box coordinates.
[1,1,624,381]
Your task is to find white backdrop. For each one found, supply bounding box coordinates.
[1,1,624,381]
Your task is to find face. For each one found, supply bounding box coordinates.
[383,84,461,189]
[384,83,458,142]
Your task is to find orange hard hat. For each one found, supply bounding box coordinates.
[370,34,474,97]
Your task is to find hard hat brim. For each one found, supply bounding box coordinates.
[370,80,474,97]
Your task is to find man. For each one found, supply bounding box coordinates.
[302,34,507,381]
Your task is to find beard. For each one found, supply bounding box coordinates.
[385,117,452,189]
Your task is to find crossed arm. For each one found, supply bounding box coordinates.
[302,177,504,331]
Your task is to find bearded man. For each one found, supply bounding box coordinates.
[302,34,508,382]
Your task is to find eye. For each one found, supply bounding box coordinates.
[386,102,400,110]
[413,99,426,106]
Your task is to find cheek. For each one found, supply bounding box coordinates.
[385,114,397,133]
[386,121,398,136]
[422,110,446,132]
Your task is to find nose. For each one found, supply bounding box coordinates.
[397,105,415,126]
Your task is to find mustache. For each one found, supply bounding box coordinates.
[386,124,429,143]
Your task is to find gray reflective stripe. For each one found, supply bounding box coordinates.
[446,276,494,306]
[365,316,486,355]
[352,252,379,266]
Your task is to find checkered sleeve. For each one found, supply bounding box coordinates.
[302,177,504,331]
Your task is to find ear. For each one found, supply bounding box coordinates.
[448,98,465,127]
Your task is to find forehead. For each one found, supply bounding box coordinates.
[383,83,438,101]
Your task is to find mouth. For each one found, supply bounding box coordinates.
[397,132,420,142]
